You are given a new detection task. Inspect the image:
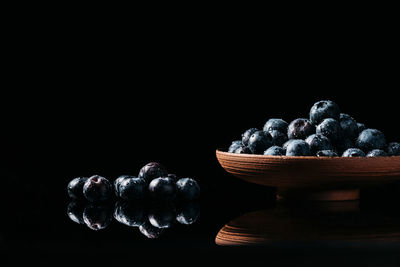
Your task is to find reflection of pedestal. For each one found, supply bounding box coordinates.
[277,188,360,201]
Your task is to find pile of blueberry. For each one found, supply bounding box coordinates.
[67,162,200,202]
[228,100,400,157]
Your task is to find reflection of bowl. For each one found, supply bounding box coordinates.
[216,204,400,246]
[216,150,400,201]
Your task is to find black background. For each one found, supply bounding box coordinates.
[2,15,400,265]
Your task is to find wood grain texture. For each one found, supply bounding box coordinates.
[216,150,400,188]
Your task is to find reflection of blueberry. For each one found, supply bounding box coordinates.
[228,140,243,153]
[138,162,168,183]
[83,175,112,202]
[248,131,273,154]
[241,128,258,146]
[286,140,311,156]
[263,119,288,133]
[234,145,252,154]
[305,134,332,155]
[148,204,177,229]
[356,129,386,151]
[367,149,388,157]
[316,150,338,157]
[114,175,130,197]
[309,100,341,125]
[83,204,112,231]
[176,178,200,201]
[67,177,88,199]
[176,202,200,225]
[287,118,315,140]
[139,221,164,239]
[67,201,85,224]
[316,118,342,143]
[269,130,288,146]
[342,148,366,157]
[148,177,176,201]
[387,142,400,156]
[113,201,145,227]
[339,113,358,139]
[119,177,146,201]
[264,146,284,156]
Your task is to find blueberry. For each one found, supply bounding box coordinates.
[309,100,341,125]
[269,130,288,146]
[138,162,168,183]
[83,175,112,202]
[148,177,177,201]
[234,145,252,154]
[83,204,112,231]
[287,118,315,140]
[367,149,388,157]
[228,140,243,153]
[339,113,358,140]
[119,177,146,201]
[139,221,164,239]
[342,148,366,157]
[305,134,332,155]
[241,128,258,146]
[176,202,200,225]
[356,129,386,151]
[148,204,177,229]
[357,122,366,133]
[67,201,85,224]
[176,178,200,201]
[264,146,285,156]
[113,201,145,227]
[263,119,288,133]
[316,150,338,157]
[286,139,311,156]
[282,139,296,151]
[387,142,400,156]
[248,130,273,154]
[316,118,342,143]
[67,177,88,199]
[113,175,130,197]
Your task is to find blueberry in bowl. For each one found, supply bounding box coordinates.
[342,148,366,157]
[309,100,341,125]
[305,134,332,155]
[367,149,388,157]
[287,118,315,140]
[286,139,311,156]
[242,128,258,146]
[316,118,342,143]
[356,129,386,152]
[316,150,338,157]
[269,130,288,146]
[228,140,243,153]
[339,113,359,140]
[387,142,400,156]
[264,146,285,156]
[263,119,288,133]
[248,130,273,154]
[234,145,252,154]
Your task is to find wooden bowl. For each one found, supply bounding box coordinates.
[216,150,400,201]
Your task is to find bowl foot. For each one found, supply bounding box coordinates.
[277,188,360,202]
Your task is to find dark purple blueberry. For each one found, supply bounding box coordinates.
[176,202,200,225]
[234,145,252,154]
[357,122,366,133]
[83,204,112,231]
[305,134,332,155]
[119,177,146,201]
[367,149,388,157]
[67,201,85,224]
[316,150,338,157]
[263,119,288,133]
[148,177,176,201]
[269,130,288,146]
[83,175,112,202]
[228,140,243,153]
[241,128,258,146]
[387,142,400,156]
[148,204,177,229]
[176,178,200,201]
[339,113,358,140]
[264,146,285,156]
[287,118,315,140]
[248,130,273,154]
[356,129,386,151]
[316,118,342,143]
[67,177,88,199]
[113,175,131,197]
[139,221,164,239]
[309,100,341,125]
[286,139,311,156]
[113,201,145,227]
[138,162,168,183]
[342,148,366,157]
